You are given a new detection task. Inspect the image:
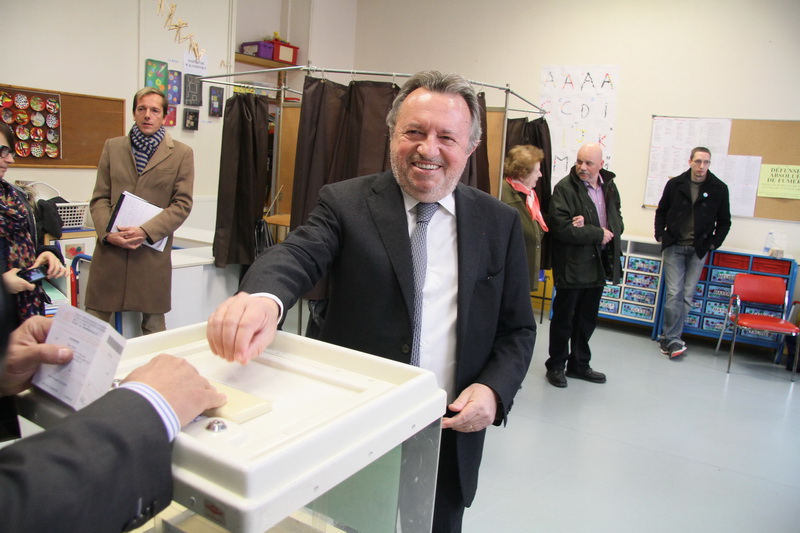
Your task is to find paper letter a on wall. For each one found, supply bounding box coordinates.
[581,73,595,90]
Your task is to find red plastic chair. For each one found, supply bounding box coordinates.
[714,273,800,381]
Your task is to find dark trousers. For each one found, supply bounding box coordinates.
[432,429,465,533]
[546,286,604,373]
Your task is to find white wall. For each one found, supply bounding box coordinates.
[353,0,800,282]
[7,0,234,201]
[7,0,799,285]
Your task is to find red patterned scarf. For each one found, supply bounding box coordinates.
[0,180,44,321]
[505,178,548,231]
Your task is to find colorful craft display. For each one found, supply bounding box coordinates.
[1,89,61,159]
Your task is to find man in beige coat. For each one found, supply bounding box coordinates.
[85,87,194,334]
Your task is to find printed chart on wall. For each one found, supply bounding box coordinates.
[644,116,800,221]
[540,65,619,184]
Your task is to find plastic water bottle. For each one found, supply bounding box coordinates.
[763,230,774,254]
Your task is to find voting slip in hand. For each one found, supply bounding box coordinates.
[107,191,168,252]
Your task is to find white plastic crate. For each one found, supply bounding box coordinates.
[56,202,88,229]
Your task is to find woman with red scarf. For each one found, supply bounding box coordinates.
[501,145,549,292]
[0,123,67,323]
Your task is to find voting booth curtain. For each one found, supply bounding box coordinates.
[505,116,553,269]
[213,93,273,268]
[291,76,492,233]
[290,75,492,326]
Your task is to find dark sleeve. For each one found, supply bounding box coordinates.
[473,208,537,426]
[35,245,65,265]
[654,181,671,241]
[612,183,624,235]
[548,183,603,245]
[240,182,342,310]
[711,184,732,250]
[0,389,173,533]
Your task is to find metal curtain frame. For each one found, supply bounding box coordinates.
[199,63,544,210]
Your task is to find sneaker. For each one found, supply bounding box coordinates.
[667,341,687,358]
[659,339,669,355]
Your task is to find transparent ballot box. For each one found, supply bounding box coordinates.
[18,323,446,533]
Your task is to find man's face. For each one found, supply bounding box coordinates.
[133,93,165,136]
[575,145,603,183]
[390,88,476,203]
[689,150,711,180]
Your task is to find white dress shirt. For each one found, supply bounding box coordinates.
[402,191,459,402]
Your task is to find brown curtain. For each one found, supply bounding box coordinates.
[291,77,398,231]
[290,77,348,232]
[292,78,492,231]
[461,92,491,193]
[213,93,272,268]
[505,116,553,268]
[290,76,399,301]
[290,76,491,330]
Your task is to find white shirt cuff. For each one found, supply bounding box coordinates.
[119,381,180,442]
[248,292,284,323]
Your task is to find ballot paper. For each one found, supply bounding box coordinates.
[107,191,167,252]
[32,306,126,410]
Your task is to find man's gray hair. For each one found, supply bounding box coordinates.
[386,70,482,151]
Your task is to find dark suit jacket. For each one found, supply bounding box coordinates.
[240,171,536,505]
[0,389,173,532]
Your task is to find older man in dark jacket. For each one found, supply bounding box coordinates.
[545,143,624,388]
[655,147,731,358]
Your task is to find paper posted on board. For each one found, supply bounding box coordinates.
[107,191,167,252]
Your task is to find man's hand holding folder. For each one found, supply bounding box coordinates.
[106,191,168,252]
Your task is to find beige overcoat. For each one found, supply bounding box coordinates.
[85,132,194,313]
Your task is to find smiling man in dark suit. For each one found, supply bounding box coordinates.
[207,70,536,533]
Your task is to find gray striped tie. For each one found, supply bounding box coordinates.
[410,202,439,366]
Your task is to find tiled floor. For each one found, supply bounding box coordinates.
[462,319,800,532]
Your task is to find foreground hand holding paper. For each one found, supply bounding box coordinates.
[32,306,127,410]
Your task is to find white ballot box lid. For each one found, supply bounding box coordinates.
[21,323,446,533]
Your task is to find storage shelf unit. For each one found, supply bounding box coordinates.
[598,236,664,329]
[664,249,798,352]
[591,237,797,354]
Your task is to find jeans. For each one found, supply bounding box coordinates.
[661,245,706,344]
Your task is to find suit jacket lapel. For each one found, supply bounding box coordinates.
[454,185,483,327]
[367,174,416,318]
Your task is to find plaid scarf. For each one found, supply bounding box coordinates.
[0,180,44,322]
[129,124,165,174]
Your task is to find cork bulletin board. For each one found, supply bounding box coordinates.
[1,84,125,169]
[728,119,800,222]
[645,116,800,222]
